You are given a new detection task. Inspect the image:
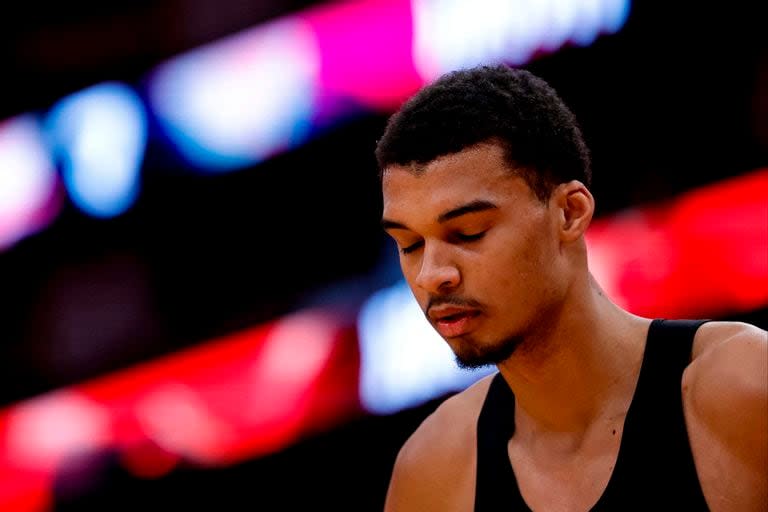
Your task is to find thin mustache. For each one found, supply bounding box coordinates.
[426,295,484,315]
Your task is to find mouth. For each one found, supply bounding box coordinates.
[432,310,481,338]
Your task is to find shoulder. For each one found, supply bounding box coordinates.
[683,321,767,506]
[686,321,767,418]
[685,321,767,444]
[383,373,495,512]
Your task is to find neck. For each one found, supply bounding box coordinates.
[497,277,650,436]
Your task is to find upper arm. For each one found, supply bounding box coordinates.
[686,321,768,479]
[384,411,474,512]
[383,421,440,512]
[384,377,491,512]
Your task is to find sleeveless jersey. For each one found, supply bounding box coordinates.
[474,319,710,511]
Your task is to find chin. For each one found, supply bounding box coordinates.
[452,334,523,369]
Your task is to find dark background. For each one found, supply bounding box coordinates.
[1,0,766,509]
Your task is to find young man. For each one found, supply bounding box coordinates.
[376,64,767,511]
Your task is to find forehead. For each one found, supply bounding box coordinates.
[382,143,529,220]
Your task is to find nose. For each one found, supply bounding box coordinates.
[414,242,460,293]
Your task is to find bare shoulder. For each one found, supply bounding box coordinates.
[690,320,767,359]
[383,373,495,512]
[683,321,768,510]
[687,321,767,413]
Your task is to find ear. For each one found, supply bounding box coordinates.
[554,180,594,242]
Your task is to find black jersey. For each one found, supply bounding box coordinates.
[474,319,710,511]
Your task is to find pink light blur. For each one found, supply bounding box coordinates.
[0,310,360,511]
[303,0,423,112]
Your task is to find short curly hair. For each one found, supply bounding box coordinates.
[375,64,591,201]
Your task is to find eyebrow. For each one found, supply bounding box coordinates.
[437,199,498,223]
[381,199,499,231]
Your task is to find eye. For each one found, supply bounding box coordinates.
[455,231,486,243]
[400,241,424,254]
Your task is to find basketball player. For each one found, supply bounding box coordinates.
[376,64,767,511]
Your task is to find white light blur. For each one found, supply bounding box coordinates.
[358,281,493,415]
[545,0,580,51]
[148,18,320,171]
[0,115,59,249]
[47,82,147,218]
[412,0,631,80]
[570,0,603,46]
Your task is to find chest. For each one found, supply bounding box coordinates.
[506,423,625,512]
[489,403,752,512]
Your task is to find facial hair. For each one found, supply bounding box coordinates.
[423,294,527,368]
[452,332,525,369]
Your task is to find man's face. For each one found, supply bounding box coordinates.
[381,143,567,367]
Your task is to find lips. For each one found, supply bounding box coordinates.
[429,307,481,338]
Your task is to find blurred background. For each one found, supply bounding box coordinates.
[0,0,766,510]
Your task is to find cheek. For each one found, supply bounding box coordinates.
[399,257,428,302]
[482,233,551,294]
[399,255,419,282]
[520,237,568,304]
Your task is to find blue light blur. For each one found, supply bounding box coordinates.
[46,83,148,218]
[148,19,319,172]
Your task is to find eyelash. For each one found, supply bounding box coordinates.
[400,241,423,255]
[455,232,486,243]
[399,232,486,255]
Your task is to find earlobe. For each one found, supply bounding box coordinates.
[558,180,594,242]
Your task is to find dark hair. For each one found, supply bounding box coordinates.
[375,64,591,201]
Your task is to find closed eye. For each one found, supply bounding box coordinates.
[398,232,484,254]
[455,232,486,243]
[400,241,424,254]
